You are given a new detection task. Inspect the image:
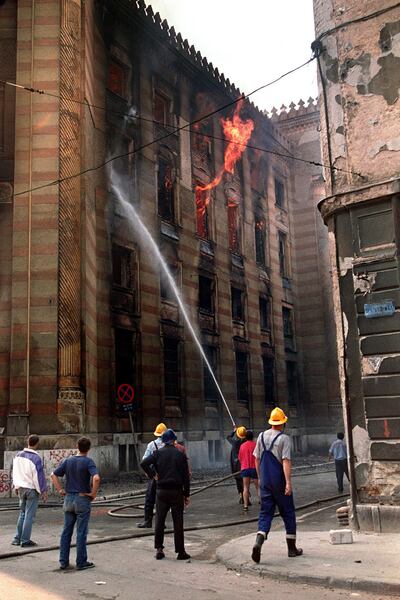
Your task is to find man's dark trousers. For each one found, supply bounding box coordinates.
[335,459,349,492]
[144,478,157,517]
[154,488,184,553]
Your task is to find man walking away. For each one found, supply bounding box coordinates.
[141,428,190,561]
[12,434,48,547]
[227,426,247,503]
[137,422,167,528]
[51,437,100,571]
[251,407,302,564]
[329,432,350,493]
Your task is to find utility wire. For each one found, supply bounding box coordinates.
[314,2,400,43]
[2,57,318,200]
[1,76,364,178]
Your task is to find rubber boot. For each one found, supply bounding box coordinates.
[137,512,153,528]
[287,537,303,557]
[251,533,265,564]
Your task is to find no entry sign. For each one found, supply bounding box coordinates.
[117,383,135,413]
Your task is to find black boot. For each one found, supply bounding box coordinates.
[137,512,153,528]
[251,533,265,563]
[287,537,303,557]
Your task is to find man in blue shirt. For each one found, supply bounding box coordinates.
[329,432,349,493]
[51,437,100,570]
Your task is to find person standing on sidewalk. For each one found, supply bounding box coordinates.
[137,422,167,528]
[11,434,48,547]
[251,407,302,564]
[329,432,350,493]
[51,437,100,571]
[238,430,258,511]
[227,426,247,504]
[140,428,191,561]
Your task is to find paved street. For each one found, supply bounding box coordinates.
[0,471,388,599]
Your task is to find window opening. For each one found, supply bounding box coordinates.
[158,157,175,222]
[199,275,214,314]
[235,351,249,406]
[112,244,135,289]
[262,356,275,409]
[228,201,240,252]
[275,178,285,209]
[282,307,293,340]
[107,60,126,97]
[286,361,298,406]
[115,328,135,390]
[163,338,180,402]
[259,296,270,331]
[255,213,266,265]
[202,345,218,404]
[154,92,171,126]
[160,264,178,302]
[231,287,244,322]
[278,231,288,277]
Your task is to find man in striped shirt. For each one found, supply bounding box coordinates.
[11,434,48,547]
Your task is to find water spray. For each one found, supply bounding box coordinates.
[111,183,236,428]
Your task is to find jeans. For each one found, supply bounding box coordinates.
[14,488,40,544]
[59,494,92,568]
[154,488,185,554]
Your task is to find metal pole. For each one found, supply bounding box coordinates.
[128,411,140,470]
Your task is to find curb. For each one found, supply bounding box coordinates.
[216,544,400,596]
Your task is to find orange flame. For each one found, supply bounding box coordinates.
[195,100,254,234]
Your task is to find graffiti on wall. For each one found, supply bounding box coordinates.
[46,449,77,474]
[0,470,11,498]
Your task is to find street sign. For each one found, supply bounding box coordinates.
[364,300,395,319]
[117,383,135,413]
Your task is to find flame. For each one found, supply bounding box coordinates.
[195,100,254,235]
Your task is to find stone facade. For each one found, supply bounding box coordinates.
[0,0,338,475]
[314,0,400,531]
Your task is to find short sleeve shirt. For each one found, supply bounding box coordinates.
[53,455,98,494]
[329,439,347,460]
[253,429,291,463]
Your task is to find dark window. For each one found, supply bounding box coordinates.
[112,244,135,289]
[286,361,298,406]
[282,307,293,339]
[231,287,244,322]
[255,213,266,265]
[199,275,214,314]
[195,189,210,239]
[163,338,180,401]
[259,296,270,331]
[154,92,170,126]
[158,157,175,222]
[203,345,218,404]
[107,60,126,97]
[115,328,135,389]
[278,231,288,277]
[262,356,275,408]
[160,264,178,302]
[275,178,285,208]
[228,202,239,252]
[235,351,249,406]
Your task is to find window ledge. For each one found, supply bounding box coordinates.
[282,276,292,289]
[160,220,179,241]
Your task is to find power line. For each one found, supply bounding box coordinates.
[2,57,318,200]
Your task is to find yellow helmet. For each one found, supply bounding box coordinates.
[236,426,247,439]
[268,407,288,426]
[154,422,167,437]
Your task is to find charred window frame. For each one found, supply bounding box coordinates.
[228,201,240,253]
[160,263,179,303]
[192,119,213,157]
[114,328,136,393]
[199,274,214,314]
[203,345,218,405]
[235,351,249,406]
[278,231,288,278]
[262,356,275,409]
[154,91,172,127]
[259,296,270,331]
[275,177,285,209]
[112,244,135,290]
[158,155,176,223]
[255,210,266,266]
[286,360,299,406]
[195,180,211,240]
[107,58,127,98]
[231,287,245,323]
[282,306,294,341]
[163,337,180,402]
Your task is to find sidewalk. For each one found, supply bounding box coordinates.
[217,529,400,595]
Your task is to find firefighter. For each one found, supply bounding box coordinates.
[227,426,247,503]
[251,407,302,563]
[137,422,167,528]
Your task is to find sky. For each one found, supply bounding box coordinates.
[147,0,318,113]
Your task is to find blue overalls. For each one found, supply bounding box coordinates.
[257,431,296,538]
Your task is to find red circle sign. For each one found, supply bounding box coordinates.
[117,383,135,405]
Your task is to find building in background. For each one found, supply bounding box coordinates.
[0,0,338,476]
[314,0,400,531]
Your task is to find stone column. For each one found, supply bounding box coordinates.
[57,0,84,432]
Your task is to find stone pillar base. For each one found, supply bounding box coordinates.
[57,388,85,433]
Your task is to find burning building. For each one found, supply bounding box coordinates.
[0,0,339,476]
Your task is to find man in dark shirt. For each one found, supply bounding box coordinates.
[51,437,100,571]
[141,428,190,561]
